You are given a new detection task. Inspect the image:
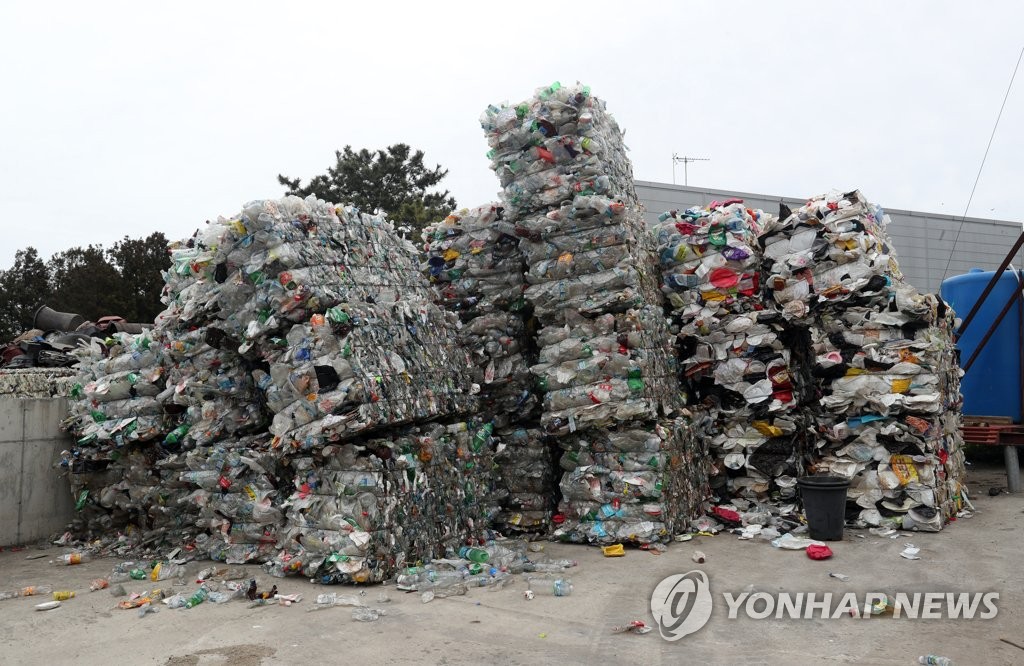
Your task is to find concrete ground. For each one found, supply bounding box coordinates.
[0,462,1021,666]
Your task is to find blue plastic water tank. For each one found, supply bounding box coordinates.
[941,268,1022,422]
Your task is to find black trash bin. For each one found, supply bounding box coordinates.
[798,476,850,541]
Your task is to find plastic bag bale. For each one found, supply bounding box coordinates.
[552,418,708,545]
[252,302,474,450]
[422,204,538,427]
[807,291,965,531]
[492,426,559,534]
[651,203,812,503]
[184,434,286,563]
[759,190,899,324]
[266,419,497,584]
[654,203,768,330]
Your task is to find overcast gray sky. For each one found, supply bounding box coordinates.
[2,1,1022,268]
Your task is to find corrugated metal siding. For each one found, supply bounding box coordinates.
[635,181,1024,295]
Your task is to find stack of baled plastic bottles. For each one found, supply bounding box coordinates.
[167,196,491,572]
[481,82,706,544]
[653,203,810,504]
[422,205,556,535]
[184,434,286,564]
[265,419,498,583]
[422,204,536,427]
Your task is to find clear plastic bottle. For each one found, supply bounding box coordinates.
[50,552,90,566]
[352,607,382,622]
[918,657,952,666]
[0,585,53,600]
[151,562,183,582]
[526,577,573,597]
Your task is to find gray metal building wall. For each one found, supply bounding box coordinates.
[635,181,1024,295]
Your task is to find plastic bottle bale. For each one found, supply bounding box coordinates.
[267,418,498,585]
[180,435,286,563]
[492,426,559,534]
[421,204,538,428]
[481,82,639,220]
[532,306,679,435]
[253,301,475,449]
[552,419,709,545]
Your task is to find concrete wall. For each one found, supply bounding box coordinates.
[636,180,1024,295]
[0,397,74,546]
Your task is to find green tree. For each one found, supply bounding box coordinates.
[278,143,457,236]
[0,247,52,341]
[47,245,129,322]
[107,232,169,322]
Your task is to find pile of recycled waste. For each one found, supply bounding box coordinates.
[422,204,552,534]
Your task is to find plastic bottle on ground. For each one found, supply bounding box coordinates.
[185,585,209,609]
[526,577,573,597]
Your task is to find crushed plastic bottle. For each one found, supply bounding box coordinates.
[352,607,383,622]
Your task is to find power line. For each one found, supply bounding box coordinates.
[940,43,1024,283]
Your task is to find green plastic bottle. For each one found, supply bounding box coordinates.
[458,547,489,564]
